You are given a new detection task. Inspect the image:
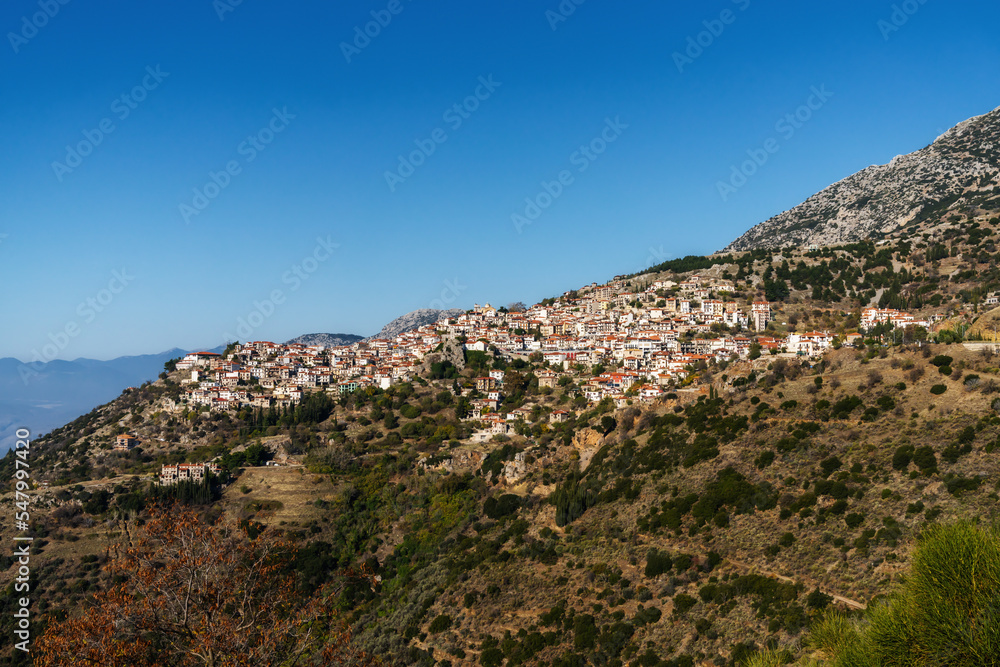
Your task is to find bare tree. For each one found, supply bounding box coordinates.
[37,504,375,667]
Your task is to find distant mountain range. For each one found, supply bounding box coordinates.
[0,348,214,455]
[1,308,470,454]
[724,104,1000,252]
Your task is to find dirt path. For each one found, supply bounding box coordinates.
[756,416,858,426]
[634,534,868,611]
[726,557,867,610]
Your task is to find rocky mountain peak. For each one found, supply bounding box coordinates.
[723,105,1000,252]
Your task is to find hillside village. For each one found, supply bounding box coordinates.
[163,272,945,448]
[9,228,1000,667]
[175,274,769,417]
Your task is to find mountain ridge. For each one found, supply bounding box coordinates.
[0,347,222,455]
[723,104,1000,252]
[283,333,365,347]
[367,307,466,341]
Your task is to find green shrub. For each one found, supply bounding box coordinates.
[831,395,863,419]
[912,446,938,474]
[815,522,1000,666]
[820,456,843,477]
[480,647,504,667]
[644,549,673,578]
[876,395,896,411]
[813,479,850,499]
[600,415,618,434]
[892,445,914,471]
[807,588,832,610]
[944,473,982,496]
[573,614,597,650]
[428,614,452,634]
[673,553,692,571]
[484,494,521,520]
[690,467,778,525]
[698,584,718,603]
[741,648,793,667]
[633,606,662,626]
[806,613,859,658]
[776,437,799,453]
[755,451,776,469]
[942,442,972,464]
[930,355,953,368]
[672,593,697,615]
[930,384,947,395]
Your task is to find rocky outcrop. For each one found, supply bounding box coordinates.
[286,309,464,348]
[419,339,468,373]
[572,428,605,470]
[724,105,1000,252]
[284,333,364,347]
[500,451,529,485]
[368,309,464,341]
[968,306,1000,342]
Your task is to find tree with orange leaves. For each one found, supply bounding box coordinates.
[36,505,376,667]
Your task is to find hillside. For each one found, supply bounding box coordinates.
[5,336,1000,666]
[7,210,1000,664]
[8,117,1000,662]
[724,105,1000,252]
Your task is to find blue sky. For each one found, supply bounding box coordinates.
[1,0,998,361]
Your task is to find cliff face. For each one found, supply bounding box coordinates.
[723,105,1000,252]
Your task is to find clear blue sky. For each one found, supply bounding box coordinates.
[1,0,998,361]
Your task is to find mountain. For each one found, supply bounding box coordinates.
[0,347,219,455]
[724,105,1000,252]
[11,219,1000,664]
[12,320,1000,665]
[283,333,365,347]
[368,308,465,340]
[12,109,1000,665]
